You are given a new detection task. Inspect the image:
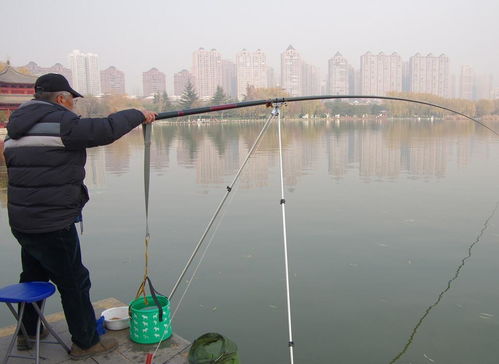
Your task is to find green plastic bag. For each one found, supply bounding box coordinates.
[188,333,240,364]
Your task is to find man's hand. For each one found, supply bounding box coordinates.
[140,110,157,124]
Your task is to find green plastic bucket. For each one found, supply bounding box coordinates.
[129,295,172,344]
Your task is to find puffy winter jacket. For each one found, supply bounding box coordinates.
[3,100,145,233]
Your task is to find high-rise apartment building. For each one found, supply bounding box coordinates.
[142,68,166,96]
[267,67,276,88]
[449,74,457,98]
[68,50,101,95]
[236,49,268,100]
[174,69,193,96]
[327,52,350,95]
[221,60,237,100]
[68,50,87,93]
[302,62,320,96]
[281,45,302,97]
[459,65,474,99]
[360,51,402,96]
[402,61,410,92]
[192,48,222,99]
[409,53,450,97]
[349,67,358,94]
[100,66,125,95]
[86,54,101,96]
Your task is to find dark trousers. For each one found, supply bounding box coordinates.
[12,224,99,349]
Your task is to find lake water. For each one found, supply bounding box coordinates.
[2,117,499,363]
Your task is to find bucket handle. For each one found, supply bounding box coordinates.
[133,276,167,322]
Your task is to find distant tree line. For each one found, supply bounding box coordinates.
[383,92,499,118]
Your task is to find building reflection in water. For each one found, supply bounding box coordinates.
[0,118,496,199]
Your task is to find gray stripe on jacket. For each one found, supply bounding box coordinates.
[4,135,64,149]
[4,123,60,142]
[27,122,61,135]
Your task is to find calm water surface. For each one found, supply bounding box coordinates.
[2,118,499,363]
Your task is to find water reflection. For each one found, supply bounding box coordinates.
[0,118,496,201]
[91,118,494,187]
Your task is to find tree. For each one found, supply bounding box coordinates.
[242,85,258,101]
[153,93,160,105]
[74,96,109,117]
[476,99,494,117]
[0,110,9,122]
[161,91,173,112]
[104,94,142,113]
[211,86,227,106]
[179,80,199,109]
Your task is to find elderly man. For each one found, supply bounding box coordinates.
[3,73,156,360]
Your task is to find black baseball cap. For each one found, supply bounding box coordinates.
[35,73,84,98]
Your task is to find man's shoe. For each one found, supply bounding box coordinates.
[69,337,118,360]
[17,328,49,351]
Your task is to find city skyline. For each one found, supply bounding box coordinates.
[2,0,498,96]
[10,46,495,100]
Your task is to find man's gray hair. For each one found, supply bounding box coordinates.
[34,90,72,102]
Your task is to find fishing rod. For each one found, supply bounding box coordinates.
[156,95,499,137]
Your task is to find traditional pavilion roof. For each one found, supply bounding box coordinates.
[0,65,37,84]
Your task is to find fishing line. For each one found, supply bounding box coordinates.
[135,123,153,301]
[170,180,240,320]
[388,201,499,363]
[150,211,236,363]
[147,126,241,363]
[274,103,296,364]
[169,111,276,300]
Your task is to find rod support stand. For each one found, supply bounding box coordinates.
[271,102,284,116]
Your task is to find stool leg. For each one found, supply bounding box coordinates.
[5,302,30,343]
[34,300,43,364]
[2,303,25,364]
[31,301,71,353]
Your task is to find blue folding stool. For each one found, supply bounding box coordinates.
[0,282,70,364]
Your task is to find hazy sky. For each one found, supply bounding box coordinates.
[2,0,499,94]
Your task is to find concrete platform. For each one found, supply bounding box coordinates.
[0,298,190,364]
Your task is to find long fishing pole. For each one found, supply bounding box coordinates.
[156,95,499,137]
